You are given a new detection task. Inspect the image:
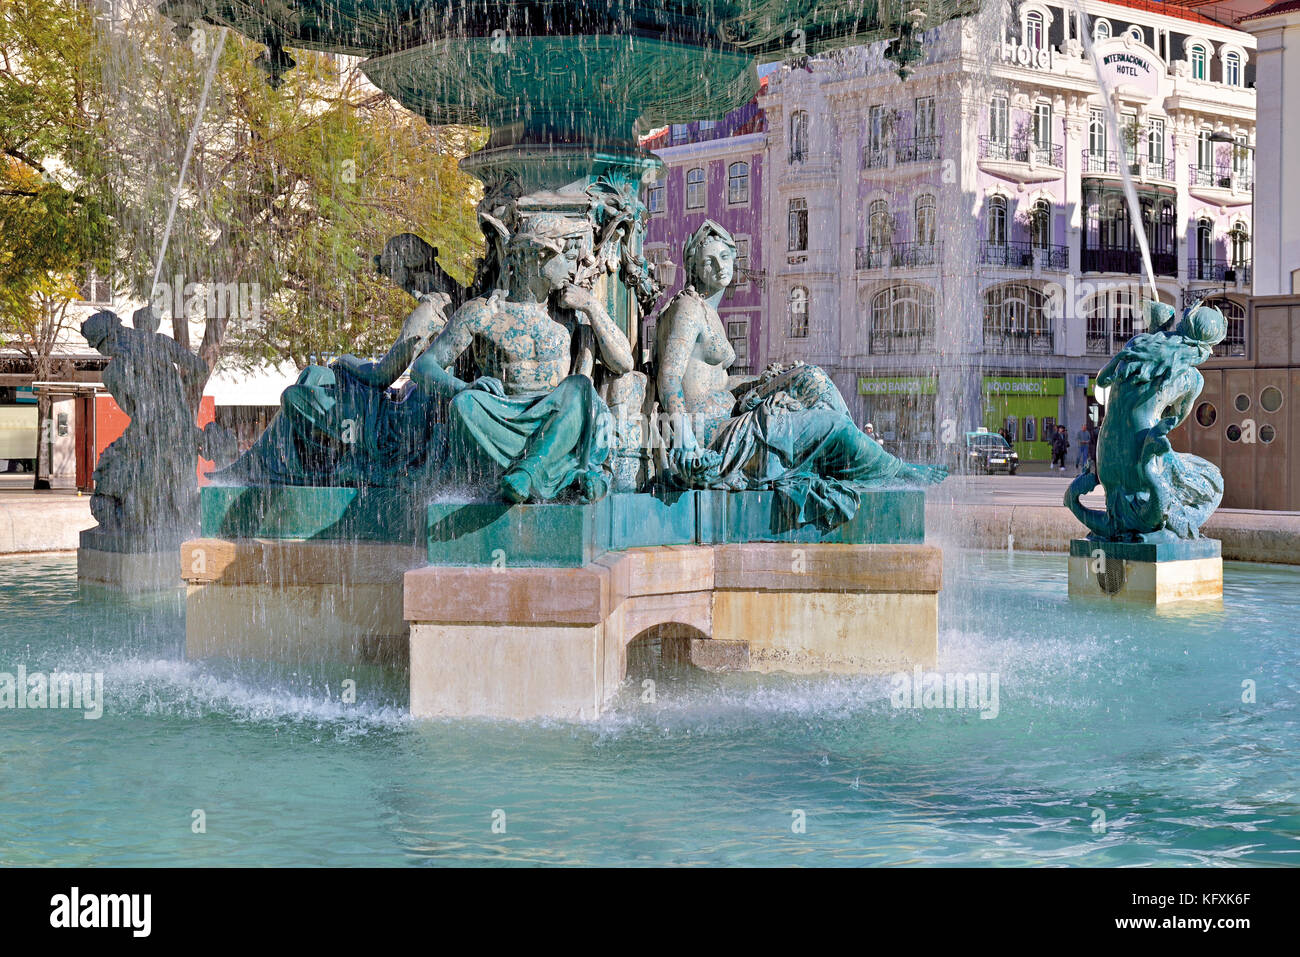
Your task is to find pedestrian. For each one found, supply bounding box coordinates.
[1050,424,1069,471]
[1074,423,1091,472]
[1087,421,1099,466]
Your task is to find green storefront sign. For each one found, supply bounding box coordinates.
[983,376,1065,462]
[857,376,937,395]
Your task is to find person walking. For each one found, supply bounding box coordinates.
[1074,423,1091,473]
[1050,424,1069,471]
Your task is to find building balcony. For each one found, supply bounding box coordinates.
[860,135,941,170]
[1188,164,1253,197]
[980,137,1062,167]
[869,332,935,355]
[855,241,942,271]
[1082,150,1174,182]
[1081,248,1177,277]
[980,241,1068,271]
[1086,329,1136,356]
[1189,258,1252,285]
[983,330,1055,355]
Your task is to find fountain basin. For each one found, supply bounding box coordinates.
[1067,538,1223,606]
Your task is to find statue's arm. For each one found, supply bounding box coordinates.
[560,285,633,376]
[409,301,486,399]
[655,299,702,416]
[1095,353,1124,387]
[159,335,207,410]
[335,294,451,389]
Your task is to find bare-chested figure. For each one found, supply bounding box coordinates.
[411,214,633,502]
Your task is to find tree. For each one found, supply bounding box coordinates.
[0,0,110,485]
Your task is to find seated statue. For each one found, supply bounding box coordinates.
[214,235,457,487]
[410,213,634,503]
[654,220,945,531]
[1066,300,1226,541]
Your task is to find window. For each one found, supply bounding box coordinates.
[1230,224,1250,268]
[671,124,688,144]
[1225,50,1241,86]
[987,196,1007,246]
[727,162,749,205]
[647,184,665,214]
[868,104,886,152]
[869,199,891,251]
[788,198,808,252]
[1093,19,1111,42]
[1205,297,1246,357]
[915,194,936,246]
[1085,286,1137,354]
[1197,129,1213,170]
[1089,109,1107,158]
[1025,11,1044,50]
[1147,118,1165,166]
[914,96,936,142]
[1122,111,1139,165]
[1030,199,1052,249]
[1126,26,1143,43]
[1191,44,1207,80]
[734,237,751,286]
[1196,219,1215,275]
[726,318,749,364]
[685,167,705,209]
[788,287,809,338]
[989,97,1008,146]
[1232,134,1250,178]
[698,120,717,136]
[984,284,1049,345]
[870,284,936,353]
[790,110,809,162]
[78,268,112,305]
[1033,102,1052,153]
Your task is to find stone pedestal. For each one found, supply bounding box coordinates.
[404,542,942,721]
[77,528,188,592]
[1067,538,1222,605]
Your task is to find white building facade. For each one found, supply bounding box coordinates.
[757,0,1257,461]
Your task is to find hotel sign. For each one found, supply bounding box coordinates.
[1098,47,1160,97]
[1102,52,1152,78]
[1001,41,1052,70]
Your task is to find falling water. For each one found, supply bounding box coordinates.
[1069,1,1160,305]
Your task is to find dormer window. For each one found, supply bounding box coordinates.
[1225,50,1241,87]
[1191,44,1207,80]
[1025,11,1044,50]
[1093,19,1110,42]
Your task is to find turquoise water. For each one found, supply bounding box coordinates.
[0,551,1296,866]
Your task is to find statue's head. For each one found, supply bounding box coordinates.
[376,233,438,294]
[683,220,736,293]
[81,310,123,352]
[1179,301,1228,352]
[506,214,591,291]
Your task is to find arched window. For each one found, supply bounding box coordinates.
[788,197,808,252]
[788,287,809,338]
[870,284,936,354]
[1030,199,1052,249]
[915,194,936,246]
[984,283,1049,351]
[1084,286,1137,355]
[727,162,749,205]
[790,110,809,162]
[869,199,892,250]
[685,167,705,209]
[1195,218,1215,279]
[1230,224,1250,268]
[1093,19,1111,42]
[1126,26,1143,43]
[1190,44,1207,80]
[1205,297,1247,357]
[1225,50,1241,87]
[1157,200,1176,256]
[1025,11,1044,50]
[987,196,1007,246]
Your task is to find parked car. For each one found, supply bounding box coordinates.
[963,430,1019,474]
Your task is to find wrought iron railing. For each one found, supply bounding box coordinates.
[979,137,1063,167]
[983,330,1055,355]
[862,146,889,170]
[1082,150,1174,180]
[1081,248,1177,276]
[1189,165,1252,192]
[855,245,889,270]
[980,241,1068,270]
[896,134,942,163]
[1189,258,1252,284]
[855,242,942,270]
[869,332,935,354]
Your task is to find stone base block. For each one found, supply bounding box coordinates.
[180,538,423,664]
[403,542,941,720]
[77,546,182,592]
[1068,538,1223,605]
